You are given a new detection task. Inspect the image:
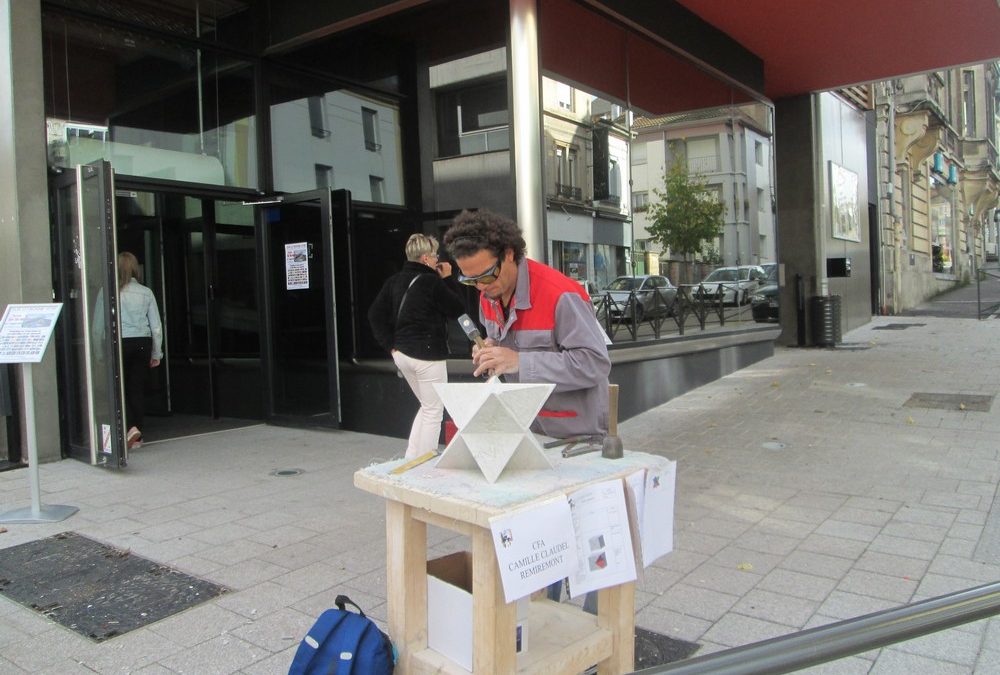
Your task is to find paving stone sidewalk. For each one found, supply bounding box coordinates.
[1,315,999,673]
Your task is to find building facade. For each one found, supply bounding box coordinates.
[874,62,1000,313]
[630,105,776,283]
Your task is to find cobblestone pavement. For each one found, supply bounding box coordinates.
[1,314,999,673]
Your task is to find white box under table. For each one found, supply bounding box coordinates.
[354,448,671,674]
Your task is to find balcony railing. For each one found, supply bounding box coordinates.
[556,183,582,200]
[687,155,719,174]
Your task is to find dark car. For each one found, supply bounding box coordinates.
[751,265,780,323]
[605,275,677,322]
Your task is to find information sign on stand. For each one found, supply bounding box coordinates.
[0,303,79,524]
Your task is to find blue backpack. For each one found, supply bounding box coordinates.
[289,595,396,675]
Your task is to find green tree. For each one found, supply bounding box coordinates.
[646,162,725,282]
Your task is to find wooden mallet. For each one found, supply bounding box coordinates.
[602,384,623,459]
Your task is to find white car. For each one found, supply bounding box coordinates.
[697,265,768,305]
[604,275,677,321]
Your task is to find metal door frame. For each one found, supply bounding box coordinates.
[52,160,127,467]
[258,188,342,426]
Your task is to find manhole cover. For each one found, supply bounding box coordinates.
[270,468,304,477]
[762,441,787,450]
[903,393,994,412]
[874,323,926,330]
[0,532,228,642]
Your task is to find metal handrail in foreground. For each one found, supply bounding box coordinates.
[635,580,1000,675]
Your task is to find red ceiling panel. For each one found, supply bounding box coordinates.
[675,0,1000,99]
[540,0,628,103]
[540,0,752,115]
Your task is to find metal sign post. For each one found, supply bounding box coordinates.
[0,303,78,524]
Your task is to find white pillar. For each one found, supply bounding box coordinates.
[0,1,60,462]
[508,0,546,261]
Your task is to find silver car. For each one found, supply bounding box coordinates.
[604,275,677,321]
[697,265,768,305]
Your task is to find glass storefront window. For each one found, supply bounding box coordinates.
[269,74,405,204]
[43,12,257,189]
[930,182,954,274]
[553,241,589,282]
[593,244,626,290]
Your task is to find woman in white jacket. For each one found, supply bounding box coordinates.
[117,252,162,449]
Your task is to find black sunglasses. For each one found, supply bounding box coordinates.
[458,259,502,287]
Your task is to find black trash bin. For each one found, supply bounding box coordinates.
[810,295,842,347]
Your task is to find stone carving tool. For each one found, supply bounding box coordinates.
[388,450,438,475]
[457,313,505,382]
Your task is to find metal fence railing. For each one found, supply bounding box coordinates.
[977,266,1000,319]
[595,283,759,343]
[635,580,1000,675]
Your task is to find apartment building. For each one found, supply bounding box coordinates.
[874,62,1000,312]
[630,105,775,281]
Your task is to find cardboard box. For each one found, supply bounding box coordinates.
[427,551,528,671]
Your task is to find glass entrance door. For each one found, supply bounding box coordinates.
[52,160,127,467]
[165,197,262,420]
[261,190,342,426]
[118,192,263,425]
[115,191,169,418]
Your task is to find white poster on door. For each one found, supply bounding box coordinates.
[285,242,309,290]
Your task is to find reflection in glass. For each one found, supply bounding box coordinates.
[270,80,404,204]
[56,186,89,452]
[542,75,630,289]
[552,241,588,281]
[436,79,510,157]
[215,228,260,355]
[43,12,257,188]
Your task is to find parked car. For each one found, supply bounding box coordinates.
[751,264,780,322]
[605,275,677,321]
[696,265,768,305]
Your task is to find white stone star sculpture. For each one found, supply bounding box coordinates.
[433,378,555,483]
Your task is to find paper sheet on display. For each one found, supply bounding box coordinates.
[624,462,677,569]
[567,479,636,598]
[489,496,577,603]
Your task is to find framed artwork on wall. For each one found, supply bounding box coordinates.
[830,162,860,242]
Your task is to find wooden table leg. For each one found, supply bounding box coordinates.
[597,581,635,675]
[386,500,427,673]
[472,526,517,673]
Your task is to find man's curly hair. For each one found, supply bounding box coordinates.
[443,209,526,263]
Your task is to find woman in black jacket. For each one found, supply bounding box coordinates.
[368,233,465,458]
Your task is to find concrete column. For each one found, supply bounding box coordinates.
[774,95,820,347]
[0,1,60,462]
[508,0,546,261]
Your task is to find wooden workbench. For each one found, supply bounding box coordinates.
[354,448,673,674]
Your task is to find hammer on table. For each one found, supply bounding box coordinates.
[602,384,623,459]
